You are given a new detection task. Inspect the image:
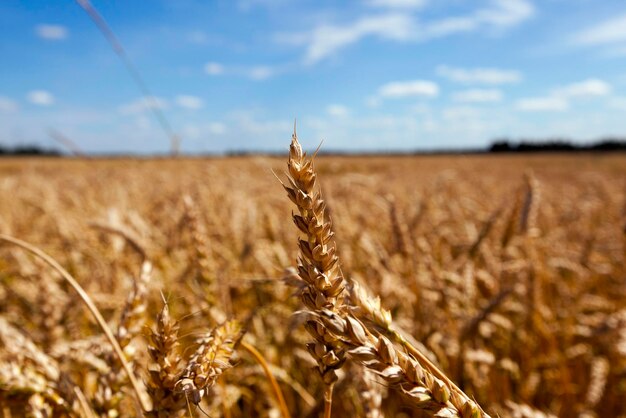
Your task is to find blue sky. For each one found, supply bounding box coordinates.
[1,0,626,153]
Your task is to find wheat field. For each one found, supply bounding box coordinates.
[0,135,625,417]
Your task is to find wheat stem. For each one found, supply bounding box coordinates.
[323,383,334,418]
[240,341,291,418]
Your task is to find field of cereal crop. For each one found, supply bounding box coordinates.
[1,140,625,417]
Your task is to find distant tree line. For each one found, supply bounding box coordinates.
[489,138,626,153]
[1,138,625,156]
[0,145,61,156]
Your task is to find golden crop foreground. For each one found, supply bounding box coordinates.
[0,137,625,417]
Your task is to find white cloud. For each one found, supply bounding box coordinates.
[422,0,533,38]
[608,97,626,110]
[572,13,626,46]
[302,106,507,150]
[367,0,427,9]
[230,111,292,137]
[411,103,432,114]
[442,106,482,120]
[175,95,204,110]
[437,65,522,84]
[378,80,439,98]
[134,116,152,130]
[452,88,503,103]
[516,97,569,112]
[247,66,275,80]
[424,17,478,38]
[475,0,534,28]
[183,122,227,139]
[204,62,276,80]
[119,97,168,115]
[304,14,416,64]
[35,24,68,40]
[282,0,534,64]
[365,96,381,108]
[514,78,611,113]
[187,30,209,44]
[205,62,225,75]
[327,104,350,117]
[0,97,18,112]
[604,45,626,57]
[207,122,227,135]
[553,78,611,98]
[27,90,55,106]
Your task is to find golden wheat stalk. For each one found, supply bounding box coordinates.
[281,127,347,417]
[281,134,489,418]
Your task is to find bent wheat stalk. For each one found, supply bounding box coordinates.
[348,279,479,403]
[0,234,150,413]
[310,310,488,417]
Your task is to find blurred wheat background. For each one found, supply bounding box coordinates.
[0,139,624,417]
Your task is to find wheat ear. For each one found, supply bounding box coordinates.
[174,319,243,406]
[282,127,346,417]
[145,303,185,417]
